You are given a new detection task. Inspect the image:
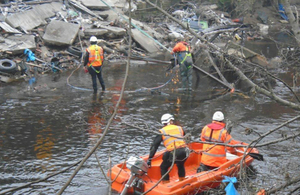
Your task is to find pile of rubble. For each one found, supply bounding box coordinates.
[0,0,166,83]
[0,0,299,84]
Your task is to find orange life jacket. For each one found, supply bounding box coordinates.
[159,124,186,151]
[200,121,233,167]
[87,45,103,67]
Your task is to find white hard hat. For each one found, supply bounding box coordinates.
[161,113,174,125]
[90,36,97,42]
[212,111,224,121]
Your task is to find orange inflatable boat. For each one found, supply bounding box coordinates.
[108,142,261,195]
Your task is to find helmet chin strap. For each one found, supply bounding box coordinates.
[163,121,171,126]
[166,120,173,125]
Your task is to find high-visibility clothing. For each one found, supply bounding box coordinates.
[200,121,235,167]
[87,45,103,67]
[159,124,186,151]
[172,41,190,53]
[172,42,192,65]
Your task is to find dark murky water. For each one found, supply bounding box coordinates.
[1,59,300,195]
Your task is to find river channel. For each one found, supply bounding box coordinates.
[1,58,300,194]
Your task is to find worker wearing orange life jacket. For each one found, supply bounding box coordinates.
[171,40,194,91]
[83,36,105,94]
[147,113,188,183]
[197,111,238,172]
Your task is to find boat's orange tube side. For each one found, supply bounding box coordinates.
[108,142,259,194]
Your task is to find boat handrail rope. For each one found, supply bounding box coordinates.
[123,122,194,161]
[141,148,176,195]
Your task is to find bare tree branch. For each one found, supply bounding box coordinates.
[0,160,81,195]
[57,1,133,192]
[225,59,300,110]
[95,153,110,184]
[141,146,176,195]
[266,175,300,194]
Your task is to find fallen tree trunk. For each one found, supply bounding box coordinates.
[145,0,300,111]
[225,58,300,110]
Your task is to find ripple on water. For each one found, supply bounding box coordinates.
[2,63,300,194]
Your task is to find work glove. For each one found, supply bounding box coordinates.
[147,159,151,168]
[83,66,88,73]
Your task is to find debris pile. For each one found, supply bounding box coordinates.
[0,0,299,85]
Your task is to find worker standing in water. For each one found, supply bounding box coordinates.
[83,36,105,94]
[171,39,194,91]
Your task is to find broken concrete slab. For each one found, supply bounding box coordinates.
[5,2,64,31]
[43,20,80,46]
[84,28,109,37]
[131,28,161,53]
[0,21,21,34]
[0,34,36,55]
[108,0,127,8]
[69,0,103,20]
[94,22,126,36]
[94,9,119,21]
[129,17,164,40]
[81,0,114,10]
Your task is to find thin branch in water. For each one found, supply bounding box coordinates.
[57,6,132,193]
[108,150,112,195]
[0,160,82,195]
[141,146,176,195]
[266,175,300,194]
[95,153,110,184]
[256,132,300,147]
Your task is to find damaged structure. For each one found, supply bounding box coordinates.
[0,0,299,86]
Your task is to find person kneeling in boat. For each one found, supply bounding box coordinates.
[147,113,188,184]
[197,111,239,173]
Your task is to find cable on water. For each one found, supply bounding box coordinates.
[66,52,177,93]
[66,64,93,91]
[66,61,176,93]
[66,24,94,92]
[133,70,176,93]
[66,0,177,93]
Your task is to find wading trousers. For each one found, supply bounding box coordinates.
[160,147,187,181]
[88,66,105,93]
[177,52,193,90]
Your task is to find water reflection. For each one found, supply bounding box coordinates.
[108,79,128,115]
[34,119,54,158]
[1,59,300,194]
[88,95,105,135]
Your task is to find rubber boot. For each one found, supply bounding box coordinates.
[162,180,170,184]
[197,164,209,173]
[179,177,186,181]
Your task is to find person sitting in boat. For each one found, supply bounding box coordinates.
[197,111,239,173]
[147,113,188,184]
